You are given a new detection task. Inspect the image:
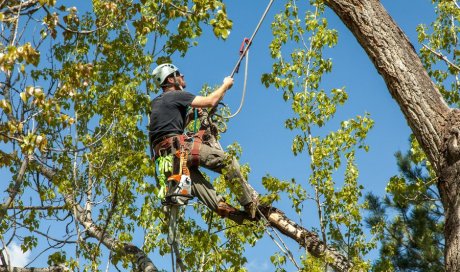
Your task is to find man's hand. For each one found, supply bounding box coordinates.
[223,76,234,90]
[191,77,234,108]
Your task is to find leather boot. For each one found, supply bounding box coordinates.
[217,201,258,223]
[217,201,239,218]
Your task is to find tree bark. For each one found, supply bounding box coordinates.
[36,163,158,272]
[324,0,460,271]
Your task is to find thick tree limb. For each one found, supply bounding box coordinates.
[34,162,158,272]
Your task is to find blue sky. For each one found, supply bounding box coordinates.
[170,0,436,270]
[5,0,438,270]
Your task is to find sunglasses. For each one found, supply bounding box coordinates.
[174,71,184,77]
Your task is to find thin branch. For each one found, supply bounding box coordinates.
[423,44,460,71]
[42,5,110,35]
[0,156,30,217]
[168,2,193,16]
[453,0,460,9]
[46,121,115,153]
[85,162,94,219]
[0,237,10,269]
[264,226,301,269]
[7,205,65,210]
[0,267,65,272]
[14,221,76,245]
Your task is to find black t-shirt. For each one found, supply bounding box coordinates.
[149,90,196,144]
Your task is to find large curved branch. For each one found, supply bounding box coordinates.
[35,162,158,272]
[324,0,451,172]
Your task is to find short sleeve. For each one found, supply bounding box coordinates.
[170,91,196,108]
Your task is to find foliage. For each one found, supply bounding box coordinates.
[1,0,456,270]
[262,0,374,269]
[365,141,444,272]
[0,0,252,270]
[417,0,460,106]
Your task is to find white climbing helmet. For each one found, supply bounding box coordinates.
[152,63,179,86]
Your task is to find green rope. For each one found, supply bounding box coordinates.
[193,108,198,134]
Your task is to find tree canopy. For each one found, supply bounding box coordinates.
[1,0,459,271]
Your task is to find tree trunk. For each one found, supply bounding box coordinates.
[324,0,460,270]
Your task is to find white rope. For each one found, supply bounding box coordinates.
[225,49,249,119]
[223,0,275,118]
[258,209,301,270]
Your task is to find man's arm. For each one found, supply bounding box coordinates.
[190,77,234,108]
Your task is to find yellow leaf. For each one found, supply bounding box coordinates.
[0,99,11,113]
[26,86,34,96]
[20,92,28,103]
[36,135,44,145]
[33,88,44,99]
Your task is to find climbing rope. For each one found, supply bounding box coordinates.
[167,206,179,272]
[230,0,275,78]
[220,0,275,119]
[225,41,250,119]
[257,208,301,270]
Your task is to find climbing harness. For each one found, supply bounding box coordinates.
[222,0,275,119]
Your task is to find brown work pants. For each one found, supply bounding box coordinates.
[156,136,258,218]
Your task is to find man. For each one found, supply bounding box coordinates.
[149,63,258,223]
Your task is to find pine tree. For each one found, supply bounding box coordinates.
[366,146,444,271]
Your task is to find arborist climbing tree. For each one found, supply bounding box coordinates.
[149,63,259,223]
